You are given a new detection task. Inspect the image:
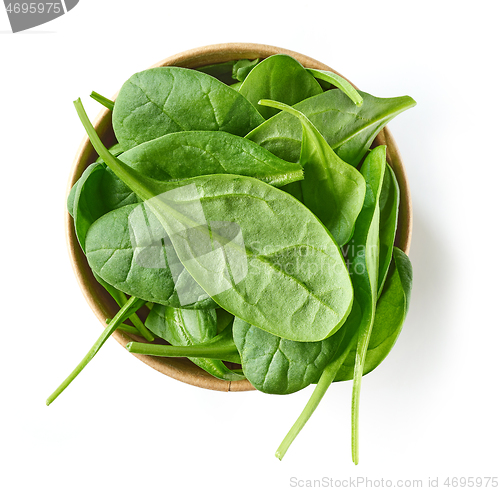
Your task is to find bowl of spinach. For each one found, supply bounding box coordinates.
[54,43,415,462]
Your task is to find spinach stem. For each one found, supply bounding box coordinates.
[106,319,149,337]
[351,317,375,465]
[275,361,339,461]
[127,341,234,360]
[128,313,153,340]
[110,289,154,341]
[94,273,154,341]
[127,341,238,362]
[46,296,145,406]
[74,99,158,202]
[127,327,241,364]
[276,323,359,460]
[306,69,363,107]
[90,91,115,111]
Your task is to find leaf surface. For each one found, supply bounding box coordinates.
[113,67,264,151]
[260,100,365,246]
[239,55,323,119]
[377,163,400,296]
[247,90,416,165]
[146,305,244,381]
[233,317,346,394]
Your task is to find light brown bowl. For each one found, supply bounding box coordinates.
[66,42,412,392]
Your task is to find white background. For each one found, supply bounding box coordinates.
[1,1,499,490]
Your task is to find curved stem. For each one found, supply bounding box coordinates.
[306,69,363,107]
[46,296,145,405]
[275,319,359,460]
[74,99,161,202]
[275,361,338,461]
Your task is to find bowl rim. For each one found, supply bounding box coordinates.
[65,42,412,393]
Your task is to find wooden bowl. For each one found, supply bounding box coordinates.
[66,42,413,392]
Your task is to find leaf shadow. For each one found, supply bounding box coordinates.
[369,208,455,390]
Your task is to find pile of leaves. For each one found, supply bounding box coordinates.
[48,55,415,463]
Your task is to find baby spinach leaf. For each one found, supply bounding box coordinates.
[306,68,363,106]
[232,317,346,395]
[69,163,138,243]
[334,247,412,381]
[232,58,260,82]
[259,99,366,246]
[117,130,304,188]
[377,163,400,296]
[127,324,242,365]
[146,304,217,344]
[112,67,264,151]
[76,98,354,343]
[246,90,416,166]
[67,181,77,217]
[145,304,244,381]
[71,162,107,250]
[346,145,386,464]
[85,203,215,309]
[239,55,323,119]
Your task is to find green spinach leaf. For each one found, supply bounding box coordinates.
[259,99,366,246]
[232,317,346,395]
[117,130,304,188]
[232,58,260,82]
[112,67,264,151]
[246,90,416,166]
[85,202,216,309]
[377,163,400,296]
[238,55,323,119]
[71,162,108,250]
